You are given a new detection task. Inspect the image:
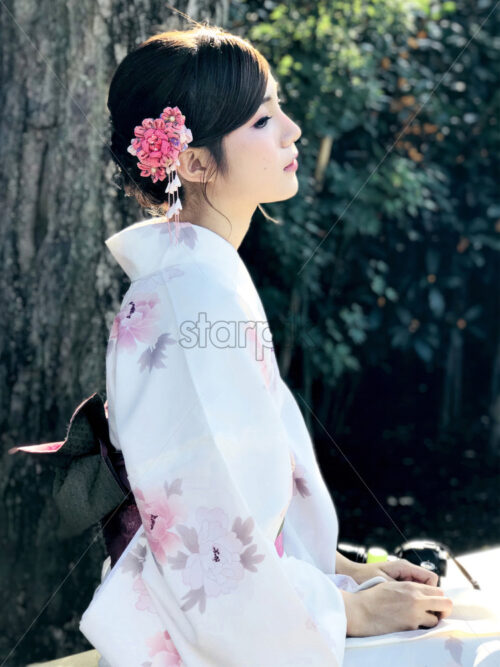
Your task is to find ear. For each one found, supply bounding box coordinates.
[176,147,214,185]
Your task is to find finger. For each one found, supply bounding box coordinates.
[380,561,416,582]
[421,596,453,615]
[419,611,441,629]
[404,563,439,586]
[388,560,439,586]
[418,567,439,586]
[429,597,453,618]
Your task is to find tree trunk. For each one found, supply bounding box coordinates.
[0,2,228,664]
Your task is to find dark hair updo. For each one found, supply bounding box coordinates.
[107,24,272,222]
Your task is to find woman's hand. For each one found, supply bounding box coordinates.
[340,580,453,637]
[350,558,439,587]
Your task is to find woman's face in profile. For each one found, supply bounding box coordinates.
[177,71,302,217]
[220,72,302,207]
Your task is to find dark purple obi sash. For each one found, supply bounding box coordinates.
[9,392,141,568]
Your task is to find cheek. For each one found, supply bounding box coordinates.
[223,130,280,190]
[245,134,277,175]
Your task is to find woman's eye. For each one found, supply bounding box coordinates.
[254,115,272,129]
[254,99,284,128]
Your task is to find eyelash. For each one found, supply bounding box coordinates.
[254,98,284,128]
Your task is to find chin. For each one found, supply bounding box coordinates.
[282,181,300,201]
[261,183,300,205]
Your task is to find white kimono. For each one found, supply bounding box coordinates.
[79,218,384,666]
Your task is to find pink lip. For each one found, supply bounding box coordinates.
[284,158,298,171]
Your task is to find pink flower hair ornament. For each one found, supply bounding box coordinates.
[126,106,193,225]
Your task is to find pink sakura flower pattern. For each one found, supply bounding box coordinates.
[107,291,177,372]
[167,505,266,614]
[109,292,162,351]
[121,539,184,664]
[121,540,160,615]
[127,106,193,184]
[123,477,287,618]
[132,574,158,614]
[133,480,187,565]
[143,629,183,667]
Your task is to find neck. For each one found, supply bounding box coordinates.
[178,205,253,252]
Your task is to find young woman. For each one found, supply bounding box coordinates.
[79,24,453,666]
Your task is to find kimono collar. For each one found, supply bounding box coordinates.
[104,218,241,283]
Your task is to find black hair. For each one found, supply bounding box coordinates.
[108,22,280,229]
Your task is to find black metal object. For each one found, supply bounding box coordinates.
[338,538,480,589]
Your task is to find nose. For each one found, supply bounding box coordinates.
[283,118,301,148]
[292,120,302,143]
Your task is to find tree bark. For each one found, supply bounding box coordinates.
[0,2,228,664]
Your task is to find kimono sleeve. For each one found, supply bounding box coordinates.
[104,269,348,666]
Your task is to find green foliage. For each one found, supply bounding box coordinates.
[229,0,499,398]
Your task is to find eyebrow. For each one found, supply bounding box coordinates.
[262,81,281,104]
